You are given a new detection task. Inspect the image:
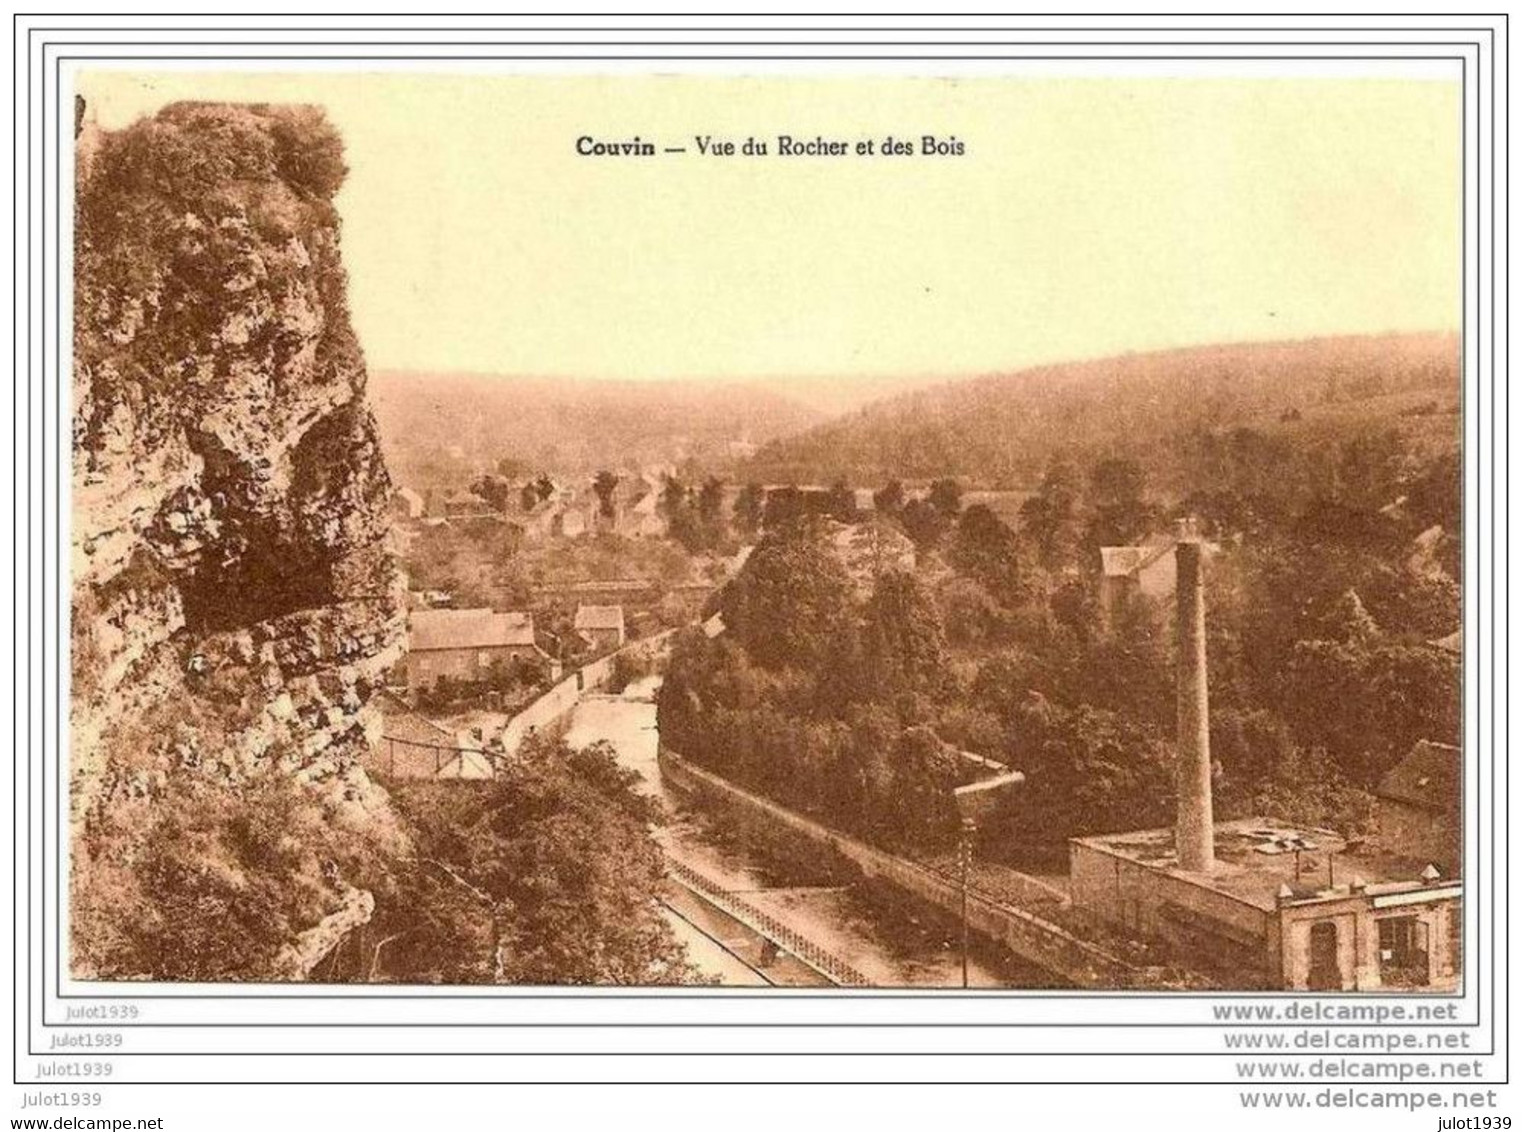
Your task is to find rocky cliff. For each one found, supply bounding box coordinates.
[70,102,405,979]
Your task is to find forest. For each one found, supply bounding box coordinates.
[660,365,1461,868]
[744,333,1459,491]
[369,370,820,495]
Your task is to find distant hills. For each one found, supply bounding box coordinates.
[368,371,823,491]
[371,334,1461,500]
[742,333,1461,491]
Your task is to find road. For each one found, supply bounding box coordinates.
[563,678,1035,987]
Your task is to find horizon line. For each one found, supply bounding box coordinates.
[366,326,1461,387]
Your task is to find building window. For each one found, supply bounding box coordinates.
[1377,915,1431,987]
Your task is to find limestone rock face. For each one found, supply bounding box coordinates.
[70,102,405,977]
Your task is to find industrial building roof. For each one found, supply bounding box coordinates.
[1071,817,1453,913]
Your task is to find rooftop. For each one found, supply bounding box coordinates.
[1099,541,1174,578]
[574,604,625,631]
[1378,739,1460,814]
[409,607,535,651]
[1072,816,1455,912]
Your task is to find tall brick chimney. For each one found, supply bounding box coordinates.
[1174,519,1214,872]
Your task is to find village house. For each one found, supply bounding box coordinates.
[574,604,626,653]
[617,475,668,539]
[404,607,551,694]
[1373,740,1461,876]
[389,486,425,522]
[1097,537,1177,624]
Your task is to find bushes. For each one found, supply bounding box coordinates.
[369,736,696,985]
[72,772,364,982]
[609,648,654,693]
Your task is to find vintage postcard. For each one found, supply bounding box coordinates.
[18,15,1510,1121]
[66,68,1464,995]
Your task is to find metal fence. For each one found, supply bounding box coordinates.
[664,857,871,987]
[372,733,498,779]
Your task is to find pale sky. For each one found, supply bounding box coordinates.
[78,71,1460,383]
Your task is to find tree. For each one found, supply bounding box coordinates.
[661,474,720,554]
[470,473,515,512]
[1210,706,1297,818]
[991,697,1174,850]
[732,483,764,537]
[1086,457,1156,548]
[883,726,961,850]
[763,485,825,530]
[660,474,690,519]
[862,569,949,701]
[928,477,962,517]
[899,496,949,551]
[1020,459,1082,568]
[949,504,1027,606]
[719,524,855,671]
[266,105,349,197]
[697,476,727,543]
[592,471,620,519]
[1277,589,1459,787]
[873,479,906,516]
[371,737,699,986]
[827,479,858,522]
[1334,429,1407,514]
[936,576,1013,648]
[495,455,529,480]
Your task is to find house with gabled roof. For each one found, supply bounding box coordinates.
[1098,538,1178,625]
[404,607,549,693]
[574,604,626,653]
[1374,740,1461,875]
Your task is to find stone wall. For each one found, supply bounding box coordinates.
[1068,839,1275,984]
[659,747,1138,988]
[497,628,679,755]
[499,675,584,752]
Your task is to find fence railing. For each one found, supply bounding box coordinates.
[372,733,498,779]
[660,745,1137,986]
[664,857,871,987]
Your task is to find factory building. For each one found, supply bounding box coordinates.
[1070,522,1461,991]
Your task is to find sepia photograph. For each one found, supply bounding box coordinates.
[68,70,1462,994]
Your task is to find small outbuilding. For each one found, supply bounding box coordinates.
[574,604,626,653]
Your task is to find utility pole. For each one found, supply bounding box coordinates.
[951,767,1023,990]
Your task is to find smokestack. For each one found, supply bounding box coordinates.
[1175,519,1214,872]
